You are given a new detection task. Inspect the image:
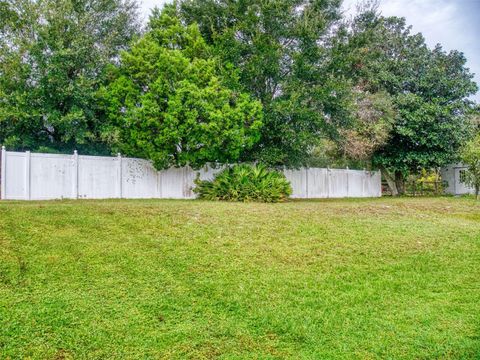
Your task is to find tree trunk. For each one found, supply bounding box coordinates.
[395,171,405,196]
[379,166,398,196]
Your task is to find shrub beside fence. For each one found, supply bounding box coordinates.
[0,148,381,200]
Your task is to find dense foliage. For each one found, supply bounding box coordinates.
[460,134,480,198]
[0,0,478,193]
[100,8,263,169]
[178,0,352,167]
[336,89,395,162]
[194,164,292,202]
[332,9,478,194]
[0,0,140,154]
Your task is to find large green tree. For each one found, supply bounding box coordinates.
[0,0,140,153]
[100,7,263,170]
[177,0,351,167]
[332,9,478,194]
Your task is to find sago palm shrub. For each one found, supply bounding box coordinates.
[194,164,292,202]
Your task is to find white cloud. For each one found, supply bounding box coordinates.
[139,0,169,21]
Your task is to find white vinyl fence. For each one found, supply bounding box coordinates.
[441,163,475,195]
[0,147,381,200]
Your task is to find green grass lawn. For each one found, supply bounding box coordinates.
[1,197,479,359]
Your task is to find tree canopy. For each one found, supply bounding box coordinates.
[178,0,352,167]
[100,7,263,169]
[331,9,478,193]
[0,0,140,153]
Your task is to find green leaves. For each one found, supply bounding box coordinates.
[0,0,140,153]
[194,164,292,202]
[179,0,346,167]
[101,9,263,170]
[333,9,477,179]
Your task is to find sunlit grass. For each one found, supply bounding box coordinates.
[1,197,479,359]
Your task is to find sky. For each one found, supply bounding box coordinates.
[139,0,480,102]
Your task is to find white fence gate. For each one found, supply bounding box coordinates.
[0,147,381,200]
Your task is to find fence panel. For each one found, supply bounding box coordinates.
[307,168,329,198]
[122,158,159,199]
[328,169,349,198]
[0,149,381,200]
[183,167,197,199]
[347,170,364,197]
[365,171,382,197]
[78,155,119,199]
[158,167,186,199]
[284,169,308,198]
[4,151,27,199]
[30,153,76,200]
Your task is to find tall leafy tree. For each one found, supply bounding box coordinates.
[178,0,351,167]
[336,89,395,162]
[0,0,140,153]
[100,7,263,170]
[332,9,478,194]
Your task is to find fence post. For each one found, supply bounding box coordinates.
[72,150,78,199]
[305,168,309,199]
[117,153,122,198]
[25,151,31,200]
[1,146,6,199]
[159,166,164,199]
[346,166,349,197]
[326,167,330,198]
[363,168,366,197]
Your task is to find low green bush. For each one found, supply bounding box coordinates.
[194,164,292,202]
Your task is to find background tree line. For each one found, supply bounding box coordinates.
[0,0,478,194]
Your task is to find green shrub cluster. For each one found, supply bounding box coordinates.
[194,164,292,203]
